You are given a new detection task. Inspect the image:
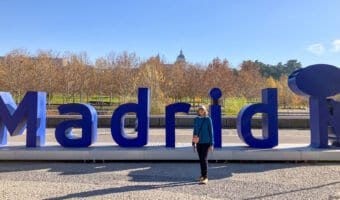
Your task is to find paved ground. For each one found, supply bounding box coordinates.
[0,162,339,200]
[2,129,339,199]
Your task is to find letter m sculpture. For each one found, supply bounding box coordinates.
[0,92,46,147]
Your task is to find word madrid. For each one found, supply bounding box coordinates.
[0,64,339,149]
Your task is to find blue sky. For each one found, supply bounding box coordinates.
[0,0,340,67]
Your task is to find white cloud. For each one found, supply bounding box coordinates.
[307,43,325,55]
[331,39,340,52]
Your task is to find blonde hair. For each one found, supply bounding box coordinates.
[197,105,208,116]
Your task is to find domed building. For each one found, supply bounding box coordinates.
[163,50,187,68]
[176,49,186,63]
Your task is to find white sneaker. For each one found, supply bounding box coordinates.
[200,178,208,184]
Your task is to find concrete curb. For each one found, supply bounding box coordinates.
[0,143,339,161]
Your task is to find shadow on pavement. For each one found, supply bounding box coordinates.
[0,161,327,199]
[43,181,198,200]
[244,181,340,200]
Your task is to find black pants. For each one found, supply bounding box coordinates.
[197,143,210,178]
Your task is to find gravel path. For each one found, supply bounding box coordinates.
[0,162,339,200]
[1,129,338,199]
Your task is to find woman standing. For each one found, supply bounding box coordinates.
[192,105,214,184]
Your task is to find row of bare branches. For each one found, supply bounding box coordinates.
[0,49,306,108]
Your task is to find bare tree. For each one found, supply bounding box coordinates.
[203,58,235,97]
[2,49,32,101]
[236,60,265,99]
[163,61,187,100]
[137,56,166,113]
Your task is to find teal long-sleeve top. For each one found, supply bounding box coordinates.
[193,116,214,145]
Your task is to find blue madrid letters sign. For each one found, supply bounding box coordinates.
[0,64,338,149]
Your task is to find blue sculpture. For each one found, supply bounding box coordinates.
[237,88,278,148]
[111,88,150,147]
[288,64,340,148]
[209,88,222,148]
[0,92,46,147]
[165,103,191,147]
[55,103,97,147]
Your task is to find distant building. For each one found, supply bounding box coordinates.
[163,50,186,69]
[176,49,186,63]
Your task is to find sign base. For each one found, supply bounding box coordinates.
[0,143,339,161]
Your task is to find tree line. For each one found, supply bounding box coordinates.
[0,49,307,113]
